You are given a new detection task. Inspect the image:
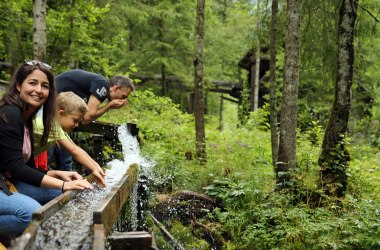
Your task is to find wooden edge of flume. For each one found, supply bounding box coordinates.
[9,164,139,250]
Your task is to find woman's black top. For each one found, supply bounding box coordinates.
[0,104,45,189]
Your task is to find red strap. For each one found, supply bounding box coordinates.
[34,151,48,171]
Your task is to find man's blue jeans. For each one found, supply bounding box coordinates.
[0,190,41,236]
[48,144,73,171]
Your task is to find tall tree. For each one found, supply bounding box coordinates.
[194,0,207,163]
[33,0,47,61]
[318,0,357,197]
[269,0,279,167]
[276,0,302,187]
[251,0,261,111]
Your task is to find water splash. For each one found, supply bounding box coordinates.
[31,124,155,249]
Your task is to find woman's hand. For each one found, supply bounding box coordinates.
[48,170,83,181]
[63,179,93,191]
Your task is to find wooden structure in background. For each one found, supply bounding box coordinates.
[238,48,271,109]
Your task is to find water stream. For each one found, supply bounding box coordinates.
[31,124,155,250]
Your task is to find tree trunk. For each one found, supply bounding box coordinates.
[253,49,260,111]
[32,0,47,61]
[218,95,224,131]
[276,0,302,188]
[161,63,167,96]
[250,64,255,111]
[67,0,76,68]
[252,0,261,111]
[194,0,206,163]
[269,0,279,167]
[318,0,357,197]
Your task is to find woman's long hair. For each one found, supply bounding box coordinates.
[0,61,56,146]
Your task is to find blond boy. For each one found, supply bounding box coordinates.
[34,92,106,187]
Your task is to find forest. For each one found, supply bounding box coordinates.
[1,0,380,249]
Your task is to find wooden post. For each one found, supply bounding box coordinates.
[93,224,106,250]
[93,164,139,233]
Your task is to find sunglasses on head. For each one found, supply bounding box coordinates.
[25,60,52,70]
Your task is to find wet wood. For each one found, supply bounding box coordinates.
[10,164,139,250]
[10,191,77,250]
[149,214,186,250]
[151,190,224,225]
[75,122,139,139]
[107,231,153,250]
[93,164,138,234]
[92,224,106,250]
[8,221,39,250]
[10,173,104,249]
[32,190,77,221]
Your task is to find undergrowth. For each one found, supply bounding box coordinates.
[100,90,380,249]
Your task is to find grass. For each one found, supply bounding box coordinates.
[99,89,380,249]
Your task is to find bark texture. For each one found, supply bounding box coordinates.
[269,0,279,167]
[318,0,357,197]
[276,0,302,187]
[194,0,207,163]
[33,0,47,61]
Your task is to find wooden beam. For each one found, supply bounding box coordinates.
[75,122,138,139]
[221,96,239,103]
[32,190,77,221]
[93,224,106,250]
[93,164,139,234]
[149,213,186,250]
[107,231,153,250]
[9,221,40,250]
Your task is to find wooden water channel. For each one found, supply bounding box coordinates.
[9,163,157,250]
[8,122,157,250]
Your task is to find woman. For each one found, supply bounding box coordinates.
[0,61,93,238]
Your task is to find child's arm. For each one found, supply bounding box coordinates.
[57,138,106,187]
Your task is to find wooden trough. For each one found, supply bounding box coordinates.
[9,190,78,250]
[92,164,157,250]
[75,121,139,140]
[9,164,153,250]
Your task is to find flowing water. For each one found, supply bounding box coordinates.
[31,124,155,250]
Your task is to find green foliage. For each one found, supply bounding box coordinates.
[1,0,379,248]
[203,175,253,208]
[237,81,251,127]
[245,103,271,131]
[99,89,380,249]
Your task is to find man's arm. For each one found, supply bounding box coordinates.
[82,95,107,124]
[82,95,127,124]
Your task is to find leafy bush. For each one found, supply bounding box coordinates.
[99,90,380,249]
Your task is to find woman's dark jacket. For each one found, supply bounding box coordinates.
[0,104,45,187]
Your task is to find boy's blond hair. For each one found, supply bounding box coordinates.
[57,91,88,115]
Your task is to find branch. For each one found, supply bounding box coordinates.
[355,0,380,22]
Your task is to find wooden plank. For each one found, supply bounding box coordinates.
[150,213,186,250]
[32,190,77,221]
[10,191,78,250]
[9,174,100,248]
[93,164,138,234]
[92,224,106,250]
[75,122,139,139]
[8,221,39,250]
[107,231,152,250]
